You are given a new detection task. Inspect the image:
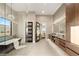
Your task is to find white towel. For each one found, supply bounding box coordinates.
[13,40,26,49]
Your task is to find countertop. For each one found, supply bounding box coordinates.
[0,38,21,45]
[51,33,65,39]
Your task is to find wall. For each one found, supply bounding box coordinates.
[36,15,53,38]
[16,13,26,44]
[0,3,5,17]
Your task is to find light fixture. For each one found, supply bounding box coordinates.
[41,10,45,14]
[42,23,46,26]
[8,14,15,20]
[7,3,15,20]
[43,3,47,6]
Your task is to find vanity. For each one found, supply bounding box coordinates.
[49,33,79,56]
[49,33,66,51]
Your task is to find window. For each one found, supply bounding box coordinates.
[0,17,12,37]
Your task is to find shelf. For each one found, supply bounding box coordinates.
[26,22,33,42]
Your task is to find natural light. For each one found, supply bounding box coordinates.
[71,26,79,45]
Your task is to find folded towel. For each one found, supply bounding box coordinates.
[13,40,26,49]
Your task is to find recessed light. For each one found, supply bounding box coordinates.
[43,3,47,6]
[41,10,45,14]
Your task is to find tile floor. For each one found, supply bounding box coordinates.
[5,39,68,56]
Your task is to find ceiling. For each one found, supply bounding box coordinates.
[7,3,62,15]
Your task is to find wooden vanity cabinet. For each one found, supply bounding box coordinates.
[65,3,79,56]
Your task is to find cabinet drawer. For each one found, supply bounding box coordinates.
[65,47,78,56]
[55,39,59,46]
[59,43,66,51]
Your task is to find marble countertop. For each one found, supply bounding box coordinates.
[0,38,21,45]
